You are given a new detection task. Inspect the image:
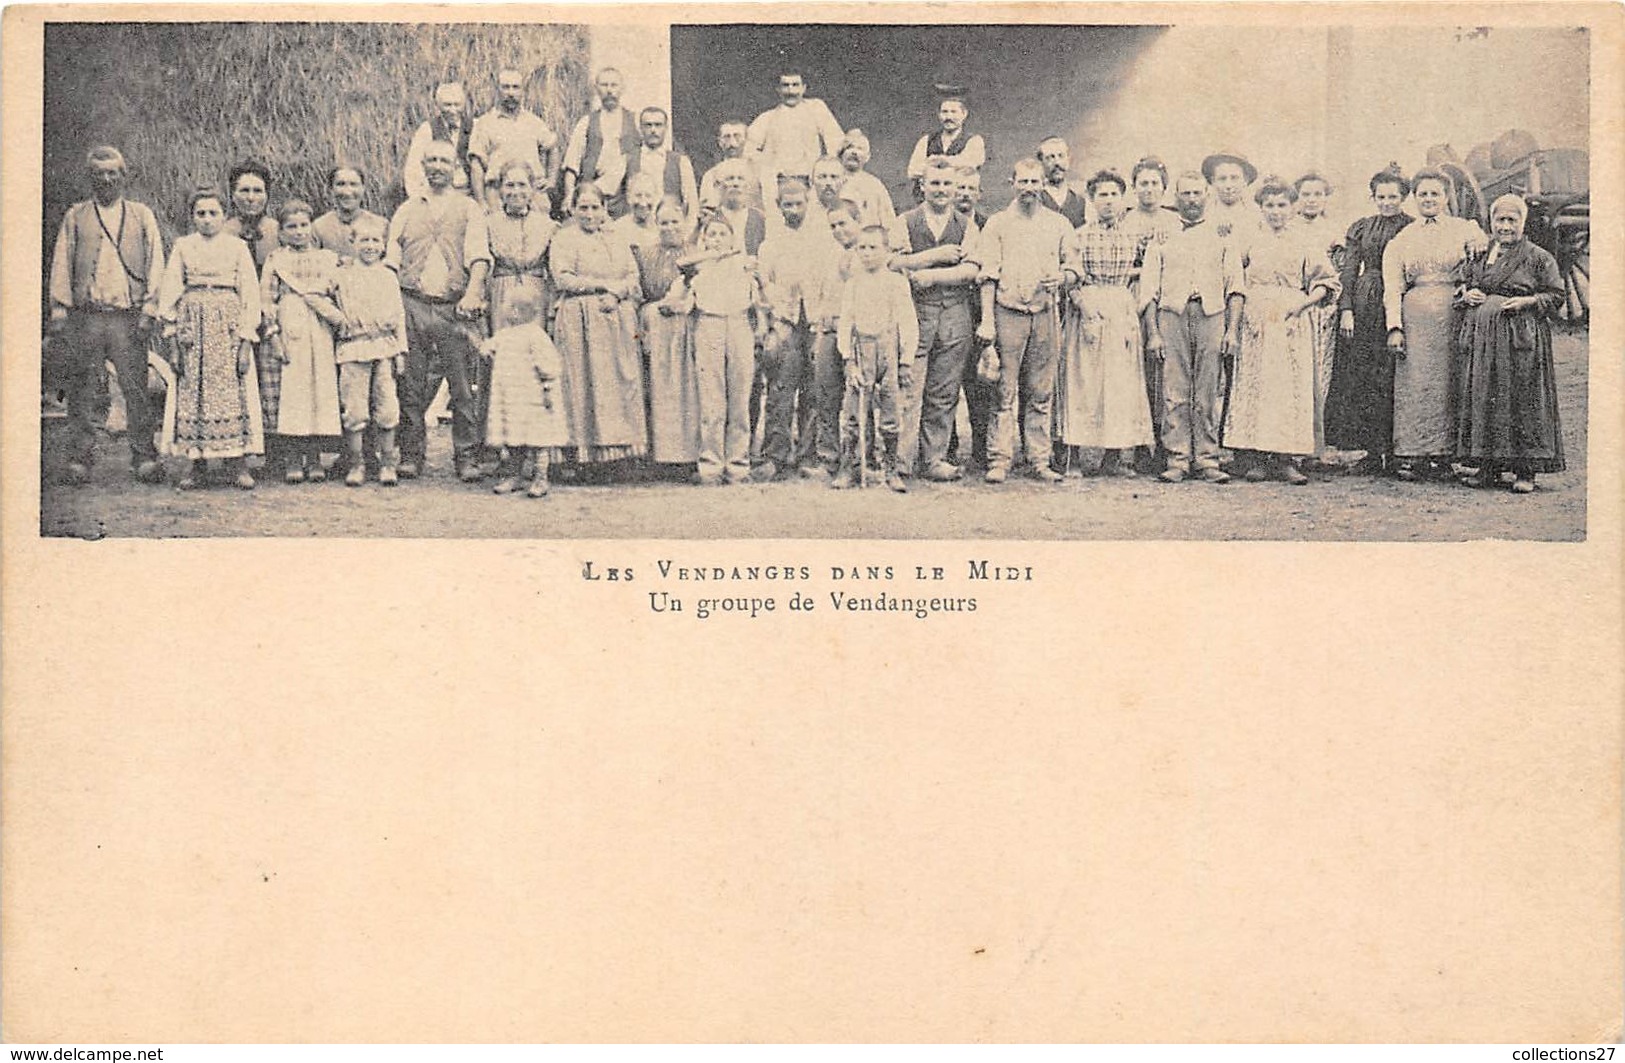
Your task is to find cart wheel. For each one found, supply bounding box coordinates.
[1555,219,1589,328]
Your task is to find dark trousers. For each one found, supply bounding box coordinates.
[761,319,813,468]
[400,293,480,467]
[913,298,976,472]
[60,309,157,467]
[800,329,841,469]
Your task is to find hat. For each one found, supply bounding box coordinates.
[934,82,969,104]
[1201,151,1257,184]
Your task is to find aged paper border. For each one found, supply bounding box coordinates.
[3,1,1621,1044]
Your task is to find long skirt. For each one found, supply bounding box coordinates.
[486,338,570,450]
[270,295,342,438]
[1453,295,1565,473]
[1053,285,1154,449]
[170,287,264,460]
[1392,282,1455,459]
[1223,282,1316,456]
[1323,272,1393,454]
[639,302,701,462]
[1305,301,1337,454]
[551,293,646,463]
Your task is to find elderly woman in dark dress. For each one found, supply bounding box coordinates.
[1324,166,1412,472]
[1454,194,1567,494]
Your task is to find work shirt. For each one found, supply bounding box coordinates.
[384,192,491,299]
[1140,217,1242,317]
[470,107,558,185]
[757,221,842,324]
[49,197,165,313]
[746,99,843,192]
[838,268,920,365]
[970,204,1077,313]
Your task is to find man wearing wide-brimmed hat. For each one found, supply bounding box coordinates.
[1201,149,1260,240]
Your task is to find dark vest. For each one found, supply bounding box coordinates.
[430,112,473,169]
[926,128,984,161]
[903,206,974,306]
[1042,187,1087,229]
[67,199,155,308]
[578,107,641,190]
[627,144,688,204]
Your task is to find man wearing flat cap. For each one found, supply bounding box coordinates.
[1202,150,1261,240]
[907,84,987,203]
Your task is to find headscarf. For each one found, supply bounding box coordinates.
[1490,193,1528,234]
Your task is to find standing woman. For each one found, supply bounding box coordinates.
[224,161,278,272]
[156,186,264,489]
[633,198,701,471]
[484,160,558,475]
[547,182,646,476]
[1294,172,1343,460]
[486,161,557,331]
[1381,168,1488,481]
[1454,194,1567,494]
[1324,165,1412,473]
[1053,170,1155,478]
[1223,176,1340,484]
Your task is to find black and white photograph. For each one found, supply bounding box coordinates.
[4,4,1621,1050]
[34,15,1591,539]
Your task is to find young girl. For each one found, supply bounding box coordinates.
[329,216,407,487]
[480,288,568,498]
[260,199,344,482]
[682,215,763,485]
[156,185,265,489]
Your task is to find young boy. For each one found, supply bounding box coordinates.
[834,225,918,492]
[329,217,407,486]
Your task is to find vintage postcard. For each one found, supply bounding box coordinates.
[2,1,1620,1044]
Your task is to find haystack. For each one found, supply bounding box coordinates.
[43,22,592,244]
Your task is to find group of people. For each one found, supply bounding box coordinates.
[45,66,1569,499]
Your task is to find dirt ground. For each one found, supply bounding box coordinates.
[39,332,1588,542]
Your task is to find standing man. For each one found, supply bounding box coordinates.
[1119,155,1181,248]
[833,129,896,228]
[1201,150,1260,239]
[46,145,166,484]
[385,140,491,482]
[954,167,989,229]
[746,70,844,210]
[1036,136,1088,228]
[469,68,559,214]
[1140,171,1242,484]
[624,107,699,218]
[756,175,841,480]
[953,164,992,471]
[403,83,473,201]
[906,84,987,202]
[313,166,386,260]
[887,160,980,481]
[969,158,1078,484]
[561,67,640,217]
[699,120,764,212]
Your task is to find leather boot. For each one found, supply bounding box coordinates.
[883,433,907,493]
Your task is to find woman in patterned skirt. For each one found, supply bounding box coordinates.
[156,186,264,489]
